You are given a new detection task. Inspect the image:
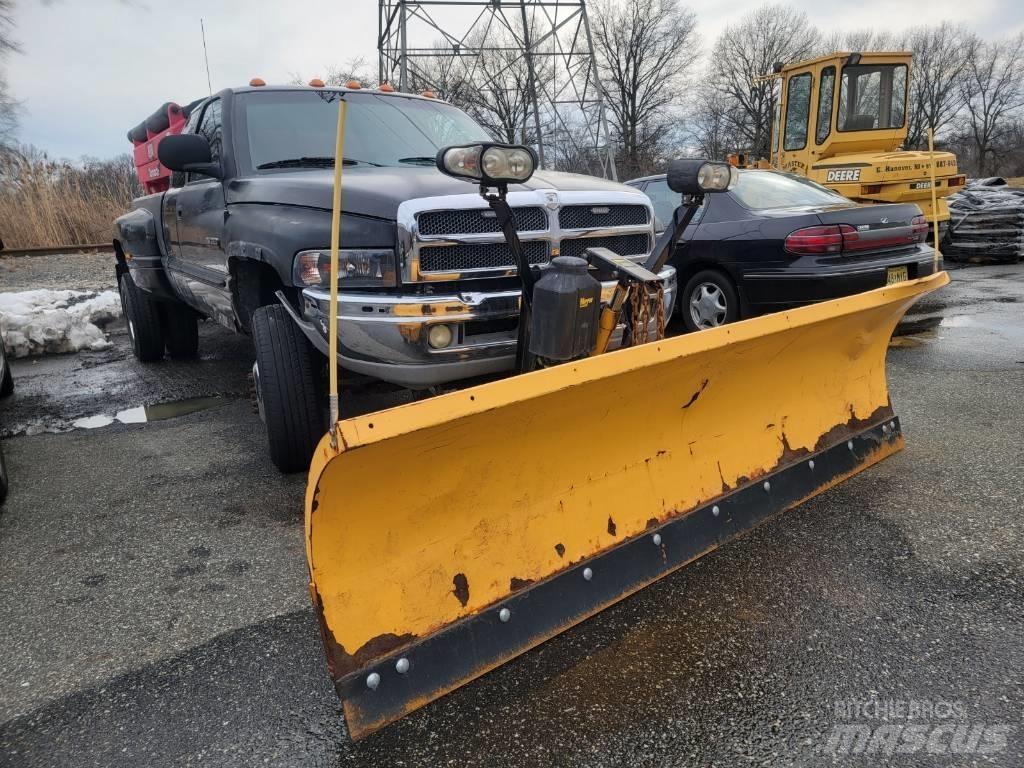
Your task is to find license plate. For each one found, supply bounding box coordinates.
[910,181,932,190]
[887,266,909,285]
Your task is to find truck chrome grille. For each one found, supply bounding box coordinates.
[560,233,651,260]
[558,204,649,230]
[418,207,547,236]
[419,241,550,273]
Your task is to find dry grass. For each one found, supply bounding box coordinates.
[0,149,140,248]
[1003,177,1024,188]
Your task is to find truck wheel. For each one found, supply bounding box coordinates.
[119,272,165,362]
[162,304,199,359]
[680,269,739,332]
[251,304,323,473]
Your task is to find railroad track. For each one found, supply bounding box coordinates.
[0,243,114,258]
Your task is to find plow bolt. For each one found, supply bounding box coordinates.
[652,533,662,546]
[366,672,381,691]
[763,481,771,492]
[889,421,896,430]
[395,658,410,674]
[809,460,815,470]
[499,607,511,623]
[847,440,854,451]
[583,567,593,581]
[712,505,720,517]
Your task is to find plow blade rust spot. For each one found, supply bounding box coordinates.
[305,272,947,739]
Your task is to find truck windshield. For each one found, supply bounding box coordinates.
[236,90,492,171]
[837,64,907,132]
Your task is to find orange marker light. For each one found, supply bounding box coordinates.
[379,82,395,93]
[309,78,325,88]
[249,77,266,87]
[346,79,362,89]
[420,90,435,98]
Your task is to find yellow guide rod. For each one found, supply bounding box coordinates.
[328,99,348,447]
[928,128,940,263]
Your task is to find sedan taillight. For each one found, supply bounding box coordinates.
[910,214,928,241]
[784,225,845,255]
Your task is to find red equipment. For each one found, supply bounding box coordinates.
[127,99,201,195]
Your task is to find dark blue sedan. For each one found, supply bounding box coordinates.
[627,169,940,332]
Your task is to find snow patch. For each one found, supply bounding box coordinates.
[0,289,122,357]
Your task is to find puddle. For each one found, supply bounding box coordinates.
[72,396,229,430]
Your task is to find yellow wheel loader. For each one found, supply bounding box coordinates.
[304,101,947,739]
[761,52,965,240]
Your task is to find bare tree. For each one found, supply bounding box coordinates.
[904,23,978,148]
[960,34,1024,176]
[0,0,19,152]
[290,57,375,87]
[710,4,820,159]
[590,0,700,179]
[688,84,745,160]
[818,28,904,54]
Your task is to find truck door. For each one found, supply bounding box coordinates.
[173,99,228,287]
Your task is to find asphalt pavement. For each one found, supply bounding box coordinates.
[0,264,1022,767]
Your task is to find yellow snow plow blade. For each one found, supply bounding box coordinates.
[306,270,947,739]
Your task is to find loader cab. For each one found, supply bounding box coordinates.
[771,52,911,171]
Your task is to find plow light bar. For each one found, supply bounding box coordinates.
[667,158,736,195]
[436,143,537,186]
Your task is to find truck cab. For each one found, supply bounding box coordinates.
[768,52,965,230]
[114,83,672,471]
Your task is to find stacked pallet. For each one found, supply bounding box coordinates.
[946,180,1024,263]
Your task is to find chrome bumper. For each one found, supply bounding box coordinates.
[293,267,677,389]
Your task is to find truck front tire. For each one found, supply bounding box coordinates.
[251,304,323,473]
[119,272,165,362]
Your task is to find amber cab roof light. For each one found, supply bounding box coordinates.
[309,78,325,88]
[379,82,395,92]
[249,77,266,87]
[346,79,362,89]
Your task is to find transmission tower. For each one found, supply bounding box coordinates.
[378,0,617,180]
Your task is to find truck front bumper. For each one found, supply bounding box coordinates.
[290,267,677,389]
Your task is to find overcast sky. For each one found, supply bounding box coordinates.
[5,0,1024,160]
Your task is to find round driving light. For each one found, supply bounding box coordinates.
[481,148,509,178]
[697,163,712,189]
[428,324,454,349]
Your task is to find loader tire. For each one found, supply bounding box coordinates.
[162,303,199,359]
[681,269,739,332]
[119,272,165,362]
[251,304,323,473]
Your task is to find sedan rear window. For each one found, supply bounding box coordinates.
[730,171,850,211]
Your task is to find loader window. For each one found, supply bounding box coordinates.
[783,73,812,151]
[815,66,835,144]
[838,64,907,132]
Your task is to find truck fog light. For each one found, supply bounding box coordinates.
[428,324,454,349]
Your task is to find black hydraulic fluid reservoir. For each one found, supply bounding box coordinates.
[528,256,602,361]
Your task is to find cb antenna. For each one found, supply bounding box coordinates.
[201,18,213,96]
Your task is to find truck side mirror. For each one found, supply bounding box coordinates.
[158,134,223,179]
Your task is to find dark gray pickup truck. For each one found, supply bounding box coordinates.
[113,84,674,471]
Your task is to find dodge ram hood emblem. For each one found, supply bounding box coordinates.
[544,191,560,211]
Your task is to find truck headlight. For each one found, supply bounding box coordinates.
[294,249,397,288]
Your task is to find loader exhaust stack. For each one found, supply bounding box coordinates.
[305,124,948,739]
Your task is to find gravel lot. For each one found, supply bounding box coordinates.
[0,262,1021,767]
